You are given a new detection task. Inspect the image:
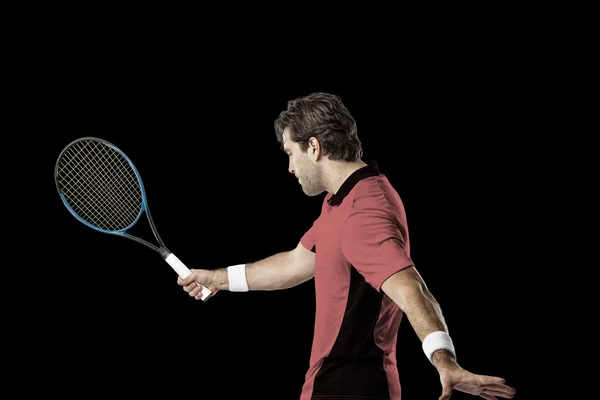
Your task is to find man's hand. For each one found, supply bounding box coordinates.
[435,354,516,400]
[177,269,221,300]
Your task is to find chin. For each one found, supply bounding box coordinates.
[303,187,324,197]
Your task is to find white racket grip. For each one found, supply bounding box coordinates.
[165,253,212,301]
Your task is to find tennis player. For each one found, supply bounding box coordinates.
[178,92,516,400]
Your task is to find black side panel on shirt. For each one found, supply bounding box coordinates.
[312,267,390,399]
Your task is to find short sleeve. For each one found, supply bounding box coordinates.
[300,221,316,252]
[340,207,414,291]
[300,194,332,253]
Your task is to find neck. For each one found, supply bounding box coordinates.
[324,159,368,194]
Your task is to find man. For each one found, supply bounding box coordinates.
[178,92,516,400]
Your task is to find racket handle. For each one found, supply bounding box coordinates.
[165,253,213,301]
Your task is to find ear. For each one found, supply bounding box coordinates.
[308,137,321,161]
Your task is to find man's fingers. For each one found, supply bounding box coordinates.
[188,282,202,297]
[208,285,219,294]
[482,384,516,397]
[477,376,506,385]
[177,275,195,286]
[480,394,497,400]
[483,389,512,398]
[475,376,515,397]
[464,375,505,389]
[439,383,452,400]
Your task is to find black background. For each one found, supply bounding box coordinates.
[20,31,536,399]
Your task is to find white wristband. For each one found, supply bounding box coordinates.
[422,331,456,364]
[227,264,249,292]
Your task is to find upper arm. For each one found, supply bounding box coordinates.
[340,208,414,292]
[380,266,427,310]
[381,265,424,293]
[289,240,315,281]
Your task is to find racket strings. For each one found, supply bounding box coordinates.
[64,147,135,226]
[59,141,140,229]
[61,145,128,216]
[57,140,143,231]
[66,143,137,217]
[59,142,138,228]
[60,141,140,225]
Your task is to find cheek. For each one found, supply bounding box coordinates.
[293,155,304,170]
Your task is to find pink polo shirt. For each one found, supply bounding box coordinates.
[299,161,414,400]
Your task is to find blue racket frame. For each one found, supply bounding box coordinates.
[55,136,168,256]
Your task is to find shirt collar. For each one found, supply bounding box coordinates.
[327,160,380,206]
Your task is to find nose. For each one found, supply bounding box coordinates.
[288,159,295,174]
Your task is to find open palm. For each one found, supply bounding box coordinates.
[438,366,516,400]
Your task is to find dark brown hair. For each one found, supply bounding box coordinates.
[274,92,363,161]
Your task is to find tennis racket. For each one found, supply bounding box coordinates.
[55,136,213,301]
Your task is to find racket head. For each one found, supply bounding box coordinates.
[55,137,148,235]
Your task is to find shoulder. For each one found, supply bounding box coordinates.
[345,175,408,225]
[350,175,400,207]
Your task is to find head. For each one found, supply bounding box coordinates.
[274,92,363,196]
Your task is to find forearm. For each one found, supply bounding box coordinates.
[384,277,456,367]
[399,284,448,341]
[211,251,305,291]
[403,286,457,367]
